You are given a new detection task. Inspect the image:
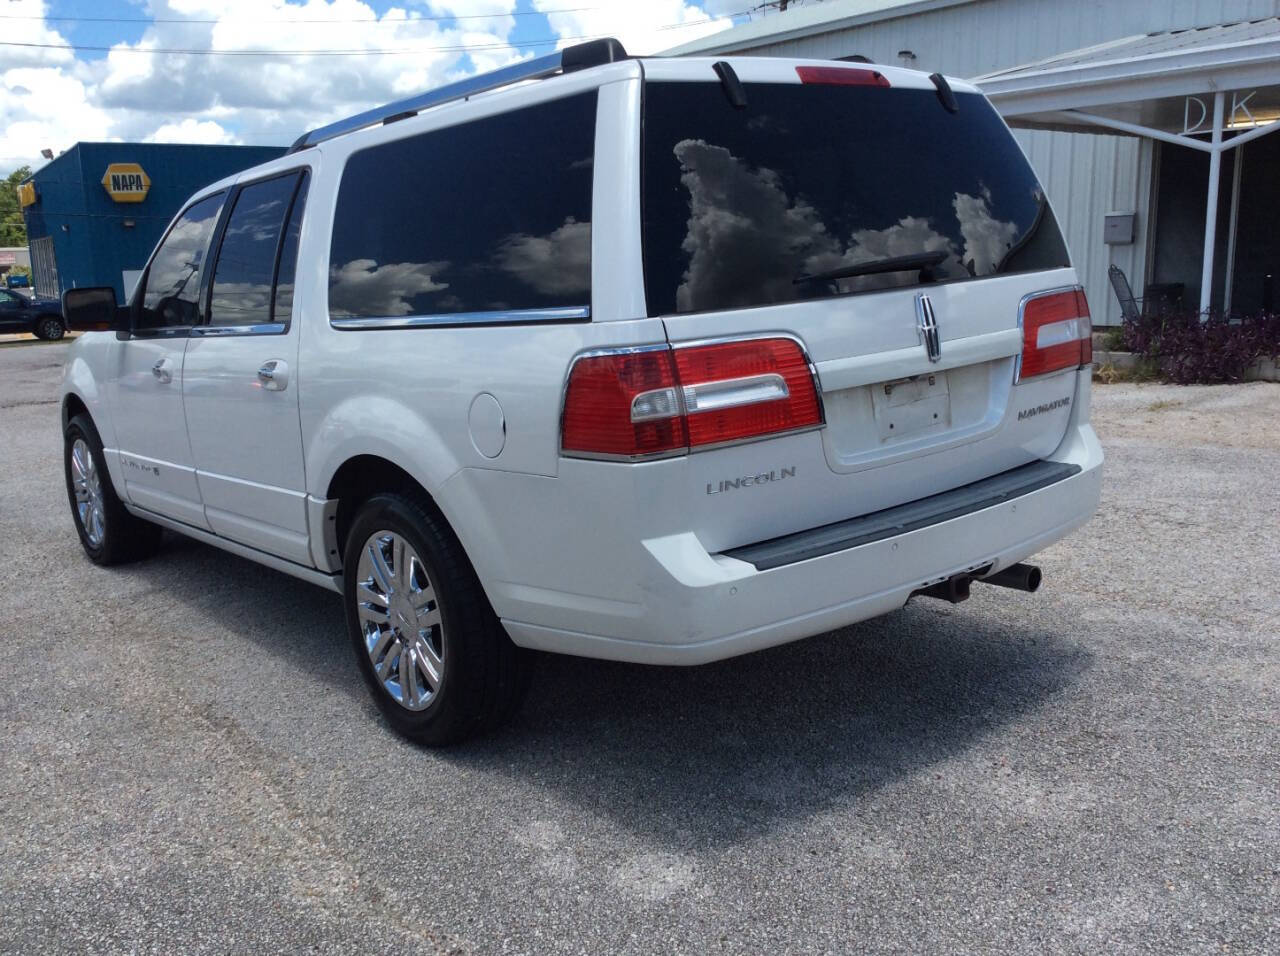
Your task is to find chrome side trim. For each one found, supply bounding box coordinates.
[331,306,589,331]
[124,504,342,593]
[190,322,287,337]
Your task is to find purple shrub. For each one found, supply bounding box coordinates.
[1120,310,1280,384]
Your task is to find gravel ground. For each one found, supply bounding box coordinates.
[0,342,1276,954]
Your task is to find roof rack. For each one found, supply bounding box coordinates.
[286,37,628,153]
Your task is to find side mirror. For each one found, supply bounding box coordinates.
[63,287,129,333]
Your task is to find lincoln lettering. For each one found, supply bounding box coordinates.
[707,467,796,495]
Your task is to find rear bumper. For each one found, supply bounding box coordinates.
[499,423,1102,665]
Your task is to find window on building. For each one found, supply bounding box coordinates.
[138,193,224,329]
[328,91,597,322]
[208,172,305,328]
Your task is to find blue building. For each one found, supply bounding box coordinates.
[20,142,286,301]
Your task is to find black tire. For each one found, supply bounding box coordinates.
[64,413,162,565]
[34,316,65,340]
[343,492,530,745]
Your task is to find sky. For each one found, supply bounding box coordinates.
[0,0,757,174]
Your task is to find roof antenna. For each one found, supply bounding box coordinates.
[712,61,748,110]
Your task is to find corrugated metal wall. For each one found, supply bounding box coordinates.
[722,0,1280,324]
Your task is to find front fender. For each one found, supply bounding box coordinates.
[61,336,126,499]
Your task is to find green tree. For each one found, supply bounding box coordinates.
[0,166,33,247]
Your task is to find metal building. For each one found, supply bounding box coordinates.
[667,0,1280,325]
[19,142,286,301]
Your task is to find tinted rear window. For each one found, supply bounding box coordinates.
[642,81,1069,316]
[329,91,597,321]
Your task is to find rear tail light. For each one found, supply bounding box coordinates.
[561,346,686,458]
[561,338,823,460]
[1017,287,1092,383]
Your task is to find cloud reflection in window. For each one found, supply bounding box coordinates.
[328,258,451,318]
[669,138,1022,309]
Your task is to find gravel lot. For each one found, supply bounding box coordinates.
[1,342,1276,954]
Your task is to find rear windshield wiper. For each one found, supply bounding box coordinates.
[793,250,949,286]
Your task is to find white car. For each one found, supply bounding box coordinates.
[59,41,1102,744]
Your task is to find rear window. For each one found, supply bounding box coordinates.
[329,91,597,323]
[642,81,1069,317]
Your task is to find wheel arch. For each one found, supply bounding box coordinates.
[323,454,485,580]
[62,391,90,430]
[328,455,428,557]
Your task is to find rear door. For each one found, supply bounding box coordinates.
[182,170,312,564]
[639,59,1087,551]
[108,192,225,528]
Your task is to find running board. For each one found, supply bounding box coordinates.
[723,460,1082,572]
[124,504,343,593]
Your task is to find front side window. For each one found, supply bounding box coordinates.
[328,91,597,322]
[642,81,1070,316]
[138,193,224,329]
[207,172,304,328]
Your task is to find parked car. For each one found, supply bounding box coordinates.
[0,288,65,339]
[58,40,1102,744]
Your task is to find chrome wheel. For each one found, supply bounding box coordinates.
[355,530,444,711]
[70,438,105,548]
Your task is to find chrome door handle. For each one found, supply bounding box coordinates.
[257,359,289,391]
[151,359,172,384]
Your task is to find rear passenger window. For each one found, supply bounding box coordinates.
[208,172,304,328]
[328,92,597,323]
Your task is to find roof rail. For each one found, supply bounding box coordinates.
[287,37,628,153]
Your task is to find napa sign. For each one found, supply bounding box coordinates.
[101,163,151,203]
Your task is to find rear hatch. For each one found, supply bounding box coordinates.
[638,58,1087,552]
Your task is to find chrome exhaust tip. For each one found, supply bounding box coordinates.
[979,563,1042,593]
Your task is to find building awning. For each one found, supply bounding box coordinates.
[974,18,1280,135]
[974,19,1280,315]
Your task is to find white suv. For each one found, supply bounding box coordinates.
[59,40,1102,744]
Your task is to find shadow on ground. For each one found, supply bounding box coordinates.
[132,532,1093,850]
[463,610,1091,847]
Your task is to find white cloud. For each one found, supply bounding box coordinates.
[147,119,238,145]
[0,68,113,171]
[0,1,735,175]
[532,0,733,55]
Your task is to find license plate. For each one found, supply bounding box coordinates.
[871,371,951,441]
